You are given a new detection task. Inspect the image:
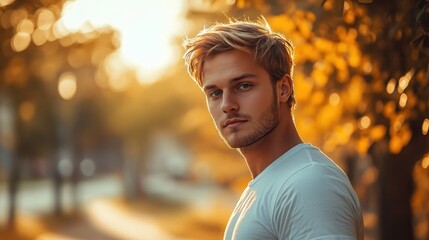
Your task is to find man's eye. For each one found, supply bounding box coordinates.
[237,83,252,90]
[209,90,222,98]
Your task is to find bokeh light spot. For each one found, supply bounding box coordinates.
[399,93,408,108]
[0,0,14,7]
[32,28,49,46]
[386,78,396,94]
[422,155,429,169]
[37,8,55,30]
[11,32,31,52]
[80,158,96,177]
[58,72,77,100]
[398,69,414,94]
[329,92,340,106]
[423,118,429,135]
[17,18,34,34]
[359,116,371,129]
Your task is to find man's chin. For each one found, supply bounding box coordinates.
[221,132,257,149]
[226,142,240,149]
[223,137,252,149]
[222,137,241,149]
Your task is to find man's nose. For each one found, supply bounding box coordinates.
[221,91,239,114]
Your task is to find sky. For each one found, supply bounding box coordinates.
[59,0,186,84]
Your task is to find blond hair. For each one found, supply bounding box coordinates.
[183,18,295,108]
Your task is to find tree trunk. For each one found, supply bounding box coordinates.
[71,146,81,210]
[379,151,414,240]
[7,155,20,228]
[378,121,429,240]
[53,155,63,216]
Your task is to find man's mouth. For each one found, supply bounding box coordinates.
[222,118,247,128]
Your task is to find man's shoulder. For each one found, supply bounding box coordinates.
[253,144,349,192]
[266,146,352,195]
[285,144,346,179]
[271,144,340,179]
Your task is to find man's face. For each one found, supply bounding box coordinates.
[202,50,279,148]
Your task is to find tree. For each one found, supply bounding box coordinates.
[0,0,117,227]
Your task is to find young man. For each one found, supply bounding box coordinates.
[183,19,364,240]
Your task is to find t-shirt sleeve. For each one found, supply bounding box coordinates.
[272,164,363,240]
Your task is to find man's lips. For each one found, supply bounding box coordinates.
[222,118,247,128]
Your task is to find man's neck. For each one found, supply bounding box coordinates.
[239,123,303,179]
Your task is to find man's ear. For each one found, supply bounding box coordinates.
[277,74,292,103]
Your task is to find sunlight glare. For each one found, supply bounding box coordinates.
[60,0,185,84]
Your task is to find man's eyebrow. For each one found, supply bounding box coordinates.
[203,84,217,92]
[203,73,256,91]
[231,73,256,82]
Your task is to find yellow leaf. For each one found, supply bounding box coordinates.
[336,42,348,54]
[347,46,361,68]
[294,75,313,102]
[336,122,355,145]
[317,104,341,130]
[343,9,356,24]
[311,68,328,87]
[314,38,335,53]
[344,76,364,106]
[357,136,371,155]
[399,124,412,147]
[337,69,349,83]
[389,124,412,154]
[333,55,347,71]
[323,136,337,153]
[296,43,320,62]
[306,12,316,22]
[236,0,246,8]
[297,19,312,38]
[370,125,386,141]
[269,15,295,34]
[383,101,396,118]
[406,91,417,108]
[389,135,402,154]
[311,90,325,106]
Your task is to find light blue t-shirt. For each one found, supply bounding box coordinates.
[224,143,364,240]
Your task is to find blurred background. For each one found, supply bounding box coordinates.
[0,0,428,239]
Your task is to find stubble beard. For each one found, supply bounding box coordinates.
[222,99,279,149]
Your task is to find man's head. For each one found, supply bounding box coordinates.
[183,18,296,109]
[183,18,297,149]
